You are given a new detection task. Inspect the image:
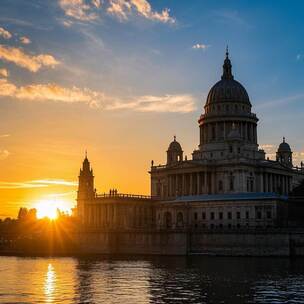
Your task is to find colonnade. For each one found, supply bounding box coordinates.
[165,171,292,198]
[200,121,257,144]
[167,171,214,197]
[83,203,152,229]
[261,172,291,195]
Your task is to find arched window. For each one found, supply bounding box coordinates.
[176,212,184,228]
[164,212,172,228]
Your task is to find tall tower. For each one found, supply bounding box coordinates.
[77,153,95,222]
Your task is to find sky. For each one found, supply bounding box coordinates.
[1,0,304,218]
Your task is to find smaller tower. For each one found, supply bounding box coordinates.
[167,136,183,165]
[276,137,293,168]
[77,152,95,222]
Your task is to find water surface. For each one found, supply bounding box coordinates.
[0,256,304,303]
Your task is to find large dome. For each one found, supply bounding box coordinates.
[205,49,251,107]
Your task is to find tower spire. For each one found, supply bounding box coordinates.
[222,46,233,80]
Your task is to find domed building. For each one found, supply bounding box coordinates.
[76,49,304,256]
[150,49,304,230]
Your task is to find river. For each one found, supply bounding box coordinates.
[0,256,304,303]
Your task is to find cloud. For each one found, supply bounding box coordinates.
[0,78,103,107]
[16,83,101,107]
[256,93,304,110]
[212,9,250,28]
[0,78,17,96]
[0,134,10,138]
[0,68,8,77]
[0,27,12,39]
[0,78,196,113]
[0,45,60,72]
[0,150,9,160]
[107,0,175,23]
[192,43,210,50]
[260,144,275,152]
[19,36,31,44]
[0,179,77,189]
[106,94,196,113]
[59,0,101,22]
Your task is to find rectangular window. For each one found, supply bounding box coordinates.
[228,212,232,220]
[246,211,249,219]
[194,212,198,220]
[267,211,272,219]
[237,212,241,219]
[219,212,223,220]
[257,211,262,219]
[210,212,215,220]
[202,212,206,220]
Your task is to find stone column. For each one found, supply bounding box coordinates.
[190,173,193,195]
[197,172,201,195]
[204,171,208,194]
[260,172,263,192]
[182,174,185,196]
[269,173,273,192]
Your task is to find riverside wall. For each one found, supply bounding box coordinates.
[77,229,304,257]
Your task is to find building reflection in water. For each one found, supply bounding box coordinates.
[1,256,304,303]
[44,263,56,303]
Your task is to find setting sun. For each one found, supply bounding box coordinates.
[35,199,71,220]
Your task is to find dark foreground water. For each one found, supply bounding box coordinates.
[0,256,304,303]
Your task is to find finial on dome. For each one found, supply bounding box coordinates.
[174,135,176,141]
[222,46,233,80]
[283,137,285,143]
[85,149,88,159]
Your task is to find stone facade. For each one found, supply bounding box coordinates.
[76,50,304,255]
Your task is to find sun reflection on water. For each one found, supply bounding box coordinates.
[44,263,56,302]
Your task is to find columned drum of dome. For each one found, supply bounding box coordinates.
[197,49,259,160]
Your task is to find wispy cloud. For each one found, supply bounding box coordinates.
[192,43,210,50]
[46,191,76,198]
[256,93,304,110]
[0,77,196,113]
[0,179,77,189]
[0,150,9,160]
[0,27,12,39]
[212,9,251,28]
[0,134,10,138]
[107,0,175,23]
[0,68,8,78]
[0,45,60,72]
[59,0,101,22]
[106,94,196,113]
[19,36,31,45]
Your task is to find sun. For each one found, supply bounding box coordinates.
[35,199,71,220]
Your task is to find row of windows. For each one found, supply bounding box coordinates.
[205,104,249,114]
[193,210,272,221]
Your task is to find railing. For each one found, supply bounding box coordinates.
[96,193,154,200]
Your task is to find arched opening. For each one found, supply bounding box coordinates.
[164,212,172,228]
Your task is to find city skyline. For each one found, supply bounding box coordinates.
[1,0,304,218]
